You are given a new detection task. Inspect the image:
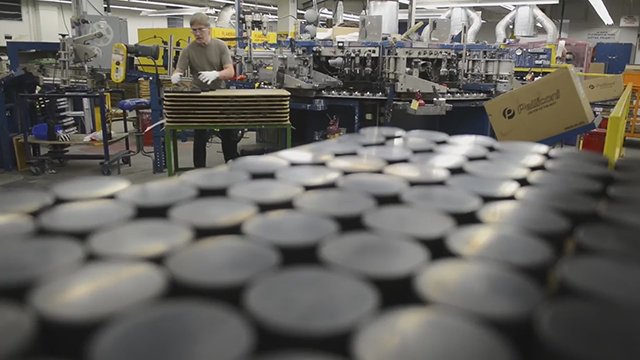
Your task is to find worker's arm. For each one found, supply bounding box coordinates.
[171,48,188,83]
[218,42,235,80]
[198,43,235,84]
[218,63,235,80]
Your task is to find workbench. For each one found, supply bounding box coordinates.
[17,90,133,175]
[164,121,292,176]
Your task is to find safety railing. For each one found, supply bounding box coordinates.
[603,83,633,168]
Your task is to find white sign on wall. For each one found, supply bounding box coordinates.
[586,28,620,41]
[620,16,640,27]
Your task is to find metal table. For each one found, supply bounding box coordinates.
[164,122,292,176]
[17,90,132,175]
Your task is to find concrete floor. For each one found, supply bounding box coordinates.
[2,134,639,190]
[0,133,257,189]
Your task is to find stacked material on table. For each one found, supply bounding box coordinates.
[163,89,291,123]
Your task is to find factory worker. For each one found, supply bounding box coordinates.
[171,12,239,166]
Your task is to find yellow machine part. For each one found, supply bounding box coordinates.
[111,43,128,83]
[94,93,111,132]
[136,27,278,75]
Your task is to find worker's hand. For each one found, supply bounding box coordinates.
[198,70,219,85]
[171,72,182,84]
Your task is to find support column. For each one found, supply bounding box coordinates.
[26,0,41,41]
[408,0,416,28]
[277,0,296,36]
[85,0,104,16]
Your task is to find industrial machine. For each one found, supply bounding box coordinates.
[267,41,514,98]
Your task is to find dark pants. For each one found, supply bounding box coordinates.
[193,129,239,167]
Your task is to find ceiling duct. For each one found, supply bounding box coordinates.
[439,7,481,43]
[216,4,235,28]
[514,5,535,37]
[367,0,399,35]
[496,5,557,43]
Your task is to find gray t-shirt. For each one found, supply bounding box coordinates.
[176,38,233,90]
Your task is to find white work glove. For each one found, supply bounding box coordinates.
[56,129,70,142]
[198,70,219,85]
[171,72,182,84]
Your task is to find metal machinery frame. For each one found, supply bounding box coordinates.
[0,70,27,171]
[257,39,515,140]
[2,42,61,172]
[149,76,166,173]
[6,42,62,73]
[164,122,292,176]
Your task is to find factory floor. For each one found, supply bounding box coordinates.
[0,133,258,189]
[2,135,640,190]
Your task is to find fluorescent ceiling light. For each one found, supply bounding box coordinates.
[415,0,557,7]
[588,0,613,25]
[141,7,213,16]
[37,0,159,12]
[211,0,276,11]
[111,4,155,11]
[297,9,359,22]
[398,8,448,19]
[500,5,515,10]
[38,0,71,4]
[128,0,200,9]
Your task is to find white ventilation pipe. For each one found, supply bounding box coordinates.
[465,8,481,43]
[495,9,517,43]
[514,5,536,37]
[421,20,434,42]
[334,0,344,26]
[533,6,558,43]
[216,5,235,28]
[367,0,400,34]
[449,7,468,37]
[496,6,558,43]
[438,8,481,43]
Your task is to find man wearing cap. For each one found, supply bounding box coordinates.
[171,12,238,166]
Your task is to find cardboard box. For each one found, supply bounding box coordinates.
[589,62,606,74]
[484,67,593,142]
[583,75,624,102]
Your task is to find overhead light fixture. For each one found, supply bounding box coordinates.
[398,8,448,19]
[39,0,176,12]
[297,8,359,22]
[141,7,213,16]
[38,0,71,4]
[588,0,613,25]
[128,0,200,9]
[414,0,557,7]
[210,0,276,11]
[110,4,155,11]
[500,5,515,11]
